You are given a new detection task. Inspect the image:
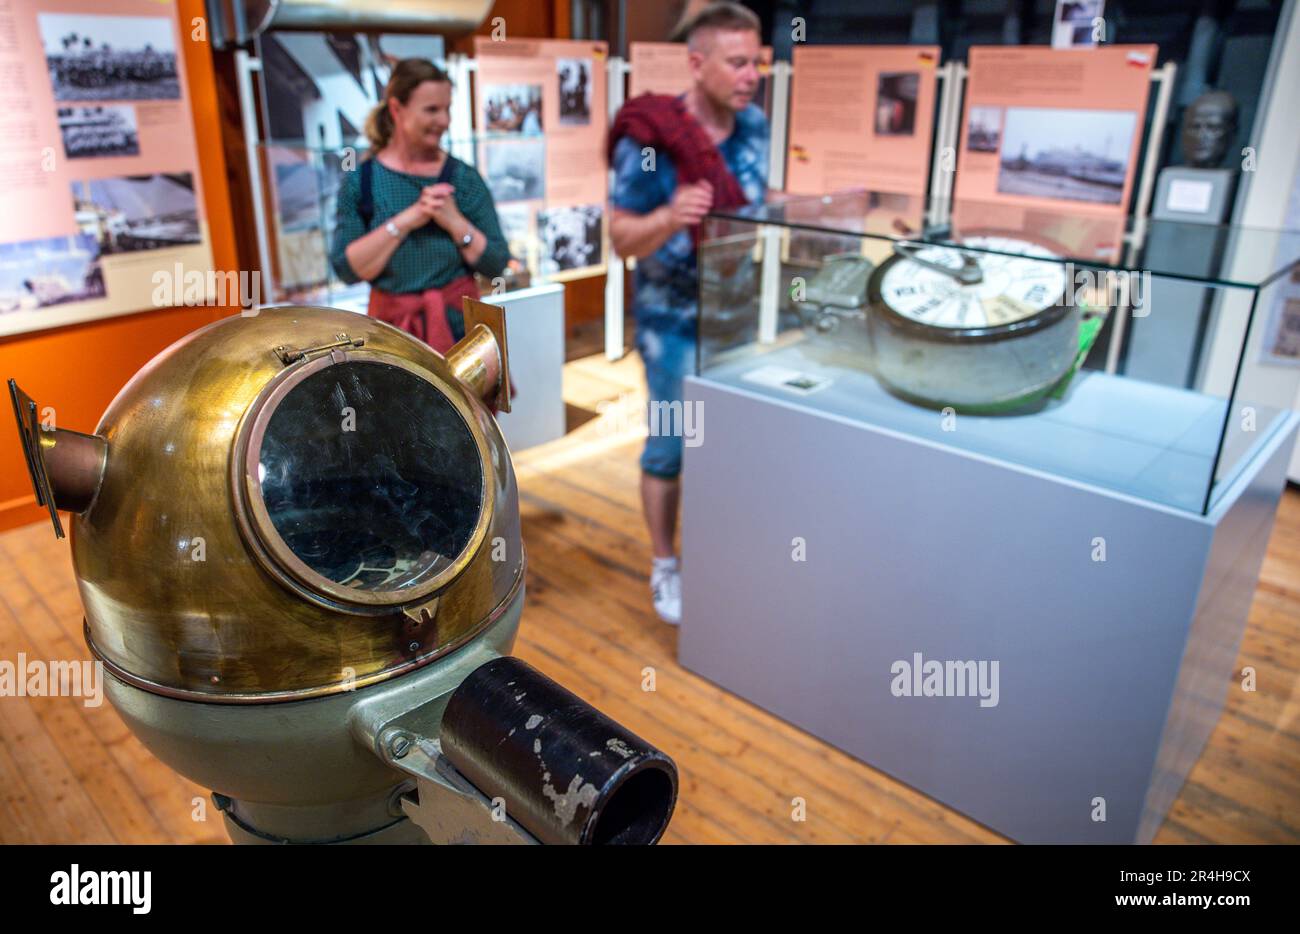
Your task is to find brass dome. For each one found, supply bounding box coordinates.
[51,305,522,702]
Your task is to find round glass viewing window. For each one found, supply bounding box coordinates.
[250,359,485,600]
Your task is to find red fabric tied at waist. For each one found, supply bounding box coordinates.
[367,275,479,354]
[367,275,516,413]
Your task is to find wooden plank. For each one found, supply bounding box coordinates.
[0,529,225,844]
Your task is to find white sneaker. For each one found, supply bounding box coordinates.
[650,563,682,626]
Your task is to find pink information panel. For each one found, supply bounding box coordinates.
[953,44,1157,261]
[0,0,212,336]
[785,45,940,200]
[475,37,608,279]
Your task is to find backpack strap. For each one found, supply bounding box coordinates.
[358,157,375,229]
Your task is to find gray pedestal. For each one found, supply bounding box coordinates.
[679,366,1297,843]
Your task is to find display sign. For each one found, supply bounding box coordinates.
[953,44,1157,262]
[785,45,939,206]
[0,0,213,337]
[474,37,607,281]
[627,41,772,100]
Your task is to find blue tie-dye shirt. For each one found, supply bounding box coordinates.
[611,102,769,336]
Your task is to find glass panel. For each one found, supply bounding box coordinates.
[1211,272,1300,511]
[258,361,483,593]
[698,197,1300,516]
[710,190,1300,288]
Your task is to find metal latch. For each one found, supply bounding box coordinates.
[273,333,364,365]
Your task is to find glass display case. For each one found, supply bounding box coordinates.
[697,190,1300,514]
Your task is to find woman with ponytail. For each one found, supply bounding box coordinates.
[330,59,510,352]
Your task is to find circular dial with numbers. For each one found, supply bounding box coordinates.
[866,234,1081,411]
[873,235,1068,340]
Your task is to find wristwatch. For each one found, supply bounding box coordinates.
[459,229,474,248]
[384,220,402,239]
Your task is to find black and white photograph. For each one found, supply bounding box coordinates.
[996,107,1136,204]
[557,58,592,126]
[485,141,545,203]
[40,13,179,102]
[538,204,602,274]
[966,105,1002,153]
[495,202,533,257]
[874,71,919,136]
[1052,0,1106,48]
[58,105,139,160]
[0,234,105,313]
[258,32,445,145]
[71,172,202,254]
[484,84,544,136]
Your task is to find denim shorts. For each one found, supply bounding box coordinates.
[635,325,697,480]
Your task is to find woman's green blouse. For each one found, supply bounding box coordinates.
[330,157,511,292]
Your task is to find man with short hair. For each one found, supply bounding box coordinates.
[609,2,768,625]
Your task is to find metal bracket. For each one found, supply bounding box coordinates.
[273,334,364,366]
[7,379,63,539]
[386,735,539,845]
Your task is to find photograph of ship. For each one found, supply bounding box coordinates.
[0,235,105,314]
[484,84,543,135]
[58,105,139,159]
[967,105,1002,153]
[40,13,179,102]
[558,58,592,125]
[996,107,1136,205]
[485,141,545,203]
[539,204,602,273]
[874,72,919,136]
[71,173,201,254]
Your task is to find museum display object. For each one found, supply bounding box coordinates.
[8,300,676,845]
[681,191,1300,843]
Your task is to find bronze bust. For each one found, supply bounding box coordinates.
[1181,90,1239,169]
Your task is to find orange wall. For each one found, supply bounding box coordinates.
[0,0,238,532]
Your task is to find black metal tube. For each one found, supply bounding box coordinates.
[441,656,677,845]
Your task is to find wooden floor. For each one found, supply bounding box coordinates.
[1,352,1298,844]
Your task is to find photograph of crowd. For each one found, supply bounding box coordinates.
[485,141,545,203]
[58,105,139,159]
[539,204,602,274]
[0,234,106,313]
[557,58,592,125]
[874,72,919,136]
[997,107,1136,205]
[72,173,201,254]
[484,84,543,135]
[967,106,1003,153]
[40,14,180,102]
